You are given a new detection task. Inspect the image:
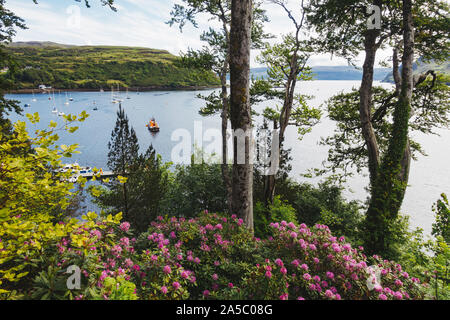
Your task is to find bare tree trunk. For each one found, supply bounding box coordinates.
[218,10,233,215]
[220,60,233,214]
[230,0,253,229]
[360,30,381,187]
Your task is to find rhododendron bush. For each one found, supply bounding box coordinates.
[1,211,426,300]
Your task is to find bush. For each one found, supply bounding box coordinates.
[254,196,298,238]
[4,210,428,300]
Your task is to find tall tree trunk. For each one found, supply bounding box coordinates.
[220,57,233,214]
[230,0,253,229]
[219,11,233,215]
[360,30,381,187]
[263,43,300,205]
[365,0,414,256]
[263,121,278,205]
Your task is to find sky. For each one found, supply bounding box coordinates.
[6,0,391,68]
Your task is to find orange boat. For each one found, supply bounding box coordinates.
[146,117,160,132]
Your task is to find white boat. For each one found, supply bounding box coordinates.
[52,107,58,113]
[64,92,69,105]
[31,90,37,102]
[58,111,65,116]
[126,88,130,99]
[111,86,118,103]
[115,84,123,102]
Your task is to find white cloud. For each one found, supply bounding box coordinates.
[6,0,391,68]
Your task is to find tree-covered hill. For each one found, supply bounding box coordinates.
[4,42,221,91]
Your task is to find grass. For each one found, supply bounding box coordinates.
[5,42,221,90]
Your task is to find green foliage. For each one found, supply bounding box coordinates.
[254,196,298,238]
[162,151,227,218]
[432,193,450,244]
[90,108,170,233]
[397,230,449,299]
[5,44,220,90]
[318,76,450,182]
[0,111,90,295]
[0,1,26,134]
[92,276,138,300]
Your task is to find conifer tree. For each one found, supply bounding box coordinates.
[105,104,139,218]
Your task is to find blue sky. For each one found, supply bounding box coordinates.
[6,0,390,67]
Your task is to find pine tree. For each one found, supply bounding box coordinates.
[105,104,139,218]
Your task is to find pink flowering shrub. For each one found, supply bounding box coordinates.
[132,212,425,300]
[7,211,426,300]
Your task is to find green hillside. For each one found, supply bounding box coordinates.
[5,42,220,90]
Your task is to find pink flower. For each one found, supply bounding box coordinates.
[265,270,272,278]
[212,274,218,281]
[379,294,387,300]
[228,283,234,288]
[203,290,210,297]
[326,271,334,279]
[275,258,284,267]
[325,290,333,298]
[119,222,130,232]
[279,293,288,300]
[291,259,300,268]
[301,264,309,271]
[120,237,130,247]
[303,273,311,281]
[90,229,102,239]
[297,297,305,300]
[394,291,403,300]
[172,282,181,290]
[163,265,172,274]
[280,267,287,275]
[215,224,223,230]
[160,286,168,294]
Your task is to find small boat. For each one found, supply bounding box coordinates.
[52,107,58,113]
[58,111,65,116]
[126,88,130,99]
[31,90,37,102]
[93,106,98,110]
[64,92,70,105]
[146,118,160,132]
[24,103,31,108]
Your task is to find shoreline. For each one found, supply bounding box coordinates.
[7,85,221,94]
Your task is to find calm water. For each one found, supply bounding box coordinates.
[6,81,449,235]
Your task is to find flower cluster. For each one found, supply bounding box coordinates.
[3,211,426,300]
